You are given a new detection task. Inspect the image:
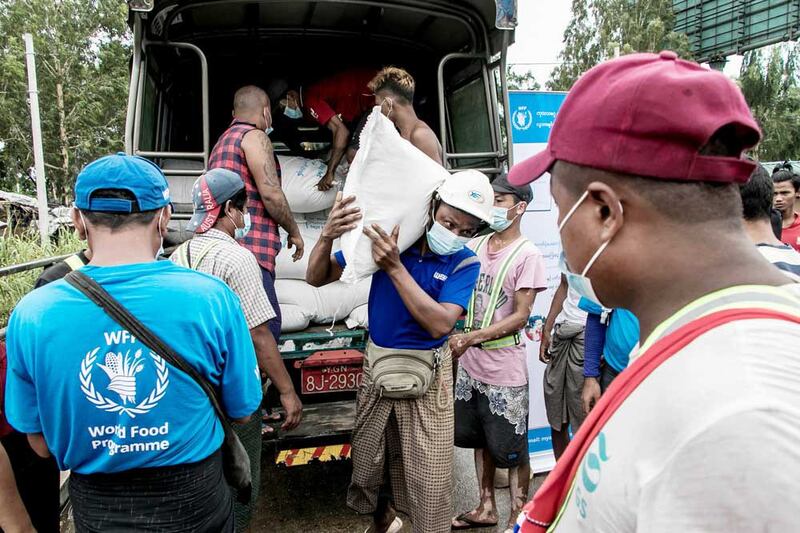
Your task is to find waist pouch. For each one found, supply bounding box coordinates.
[368,341,441,399]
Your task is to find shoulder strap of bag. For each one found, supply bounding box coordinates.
[465,234,494,330]
[64,271,233,434]
[518,291,800,532]
[172,239,220,270]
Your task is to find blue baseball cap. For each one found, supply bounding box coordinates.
[187,168,246,233]
[74,153,171,213]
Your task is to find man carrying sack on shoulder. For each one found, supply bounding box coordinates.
[306,170,494,533]
[509,52,800,532]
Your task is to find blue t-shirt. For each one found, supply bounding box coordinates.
[579,297,639,373]
[335,244,480,349]
[5,261,261,474]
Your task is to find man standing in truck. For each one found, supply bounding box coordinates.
[294,68,377,191]
[369,67,443,165]
[209,85,304,341]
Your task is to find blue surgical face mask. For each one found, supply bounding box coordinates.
[557,190,618,307]
[489,203,520,232]
[263,110,273,135]
[228,208,251,240]
[426,220,470,256]
[284,106,303,119]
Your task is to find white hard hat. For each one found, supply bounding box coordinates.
[436,170,494,224]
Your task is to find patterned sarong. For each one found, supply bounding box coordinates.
[347,343,454,533]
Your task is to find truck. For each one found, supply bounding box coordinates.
[124,0,517,467]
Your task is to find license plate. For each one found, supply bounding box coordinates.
[301,364,363,394]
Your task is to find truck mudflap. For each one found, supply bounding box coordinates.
[276,444,352,467]
[264,399,357,467]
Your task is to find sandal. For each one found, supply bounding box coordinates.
[364,516,403,533]
[262,409,284,423]
[451,512,498,530]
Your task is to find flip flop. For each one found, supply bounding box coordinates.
[262,410,284,423]
[364,516,403,533]
[451,512,498,530]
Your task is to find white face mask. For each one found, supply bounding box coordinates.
[154,208,165,258]
[77,210,91,253]
[558,191,618,307]
[380,97,394,119]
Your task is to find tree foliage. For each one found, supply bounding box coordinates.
[506,65,541,91]
[549,0,691,91]
[738,44,800,161]
[0,0,130,203]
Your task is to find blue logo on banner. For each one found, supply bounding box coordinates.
[509,92,567,145]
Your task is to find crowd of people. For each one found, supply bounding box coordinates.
[1,52,800,533]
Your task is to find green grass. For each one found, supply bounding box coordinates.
[1,231,83,329]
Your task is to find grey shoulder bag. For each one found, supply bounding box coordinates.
[65,271,252,503]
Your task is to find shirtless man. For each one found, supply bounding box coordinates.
[368,67,443,165]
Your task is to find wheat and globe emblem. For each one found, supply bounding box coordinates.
[80,344,169,418]
[98,350,145,404]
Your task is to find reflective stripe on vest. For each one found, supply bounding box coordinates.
[64,254,86,272]
[465,235,531,350]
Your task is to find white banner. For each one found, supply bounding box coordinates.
[509,91,568,473]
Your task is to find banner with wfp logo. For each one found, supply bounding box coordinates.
[509,91,567,473]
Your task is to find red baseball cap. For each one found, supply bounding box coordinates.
[508,51,761,186]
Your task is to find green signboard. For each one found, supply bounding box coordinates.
[674,0,800,63]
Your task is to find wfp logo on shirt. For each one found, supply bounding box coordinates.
[79,330,170,418]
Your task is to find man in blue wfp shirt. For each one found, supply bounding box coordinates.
[4,154,261,532]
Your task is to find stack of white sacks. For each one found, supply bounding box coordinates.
[276,107,448,333]
[276,155,370,332]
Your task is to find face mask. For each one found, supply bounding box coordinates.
[155,208,165,259]
[426,221,469,256]
[489,203,521,232]
[381,97,394,119]
[557,190,614,307]
[263,110,273,135]
[284,105,303,119]
[228,208,251,240]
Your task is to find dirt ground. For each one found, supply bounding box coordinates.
[61,447,547,532]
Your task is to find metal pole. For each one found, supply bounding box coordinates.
[23,33,49,247]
